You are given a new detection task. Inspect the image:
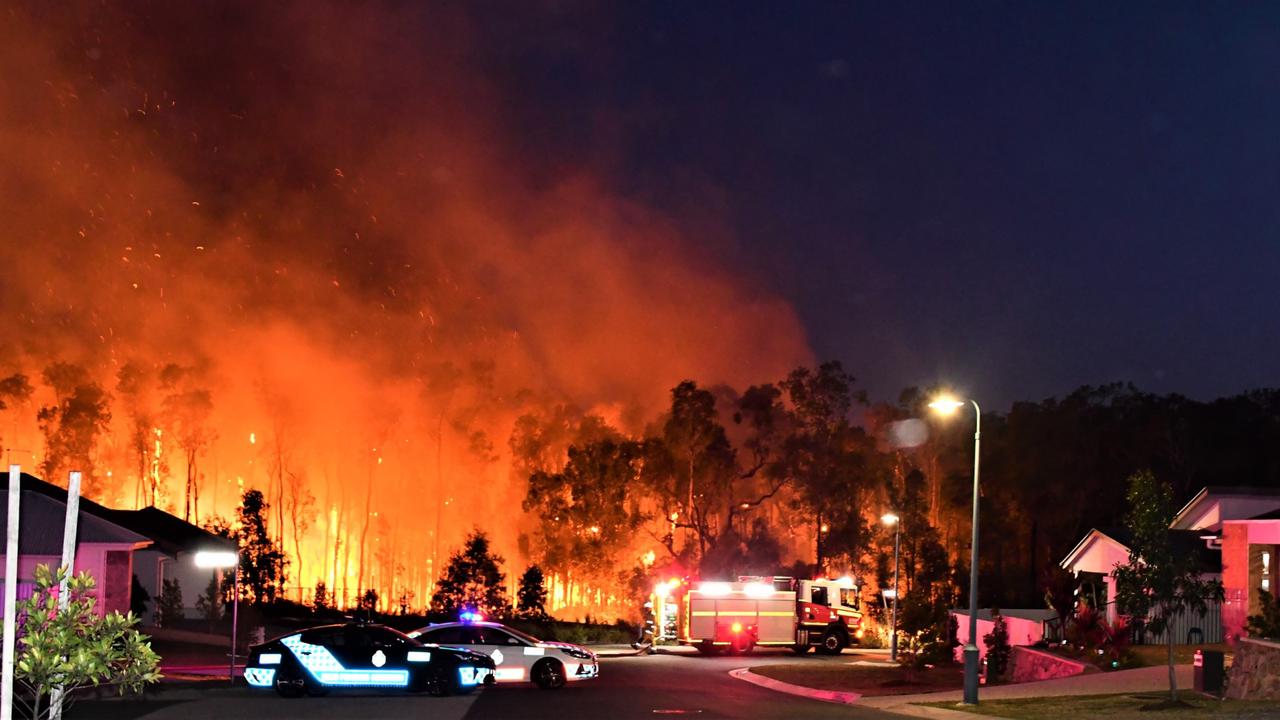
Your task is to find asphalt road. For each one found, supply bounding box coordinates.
[464,649,903,720]
[67,648,902,720]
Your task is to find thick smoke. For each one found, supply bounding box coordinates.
[0,1,810,610]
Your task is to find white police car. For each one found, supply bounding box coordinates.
[409,616,599,690]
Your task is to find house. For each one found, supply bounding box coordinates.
[1061,485,1280,643]
[0,471,151,616]
[0,472,236,624]
[104,506,236,622]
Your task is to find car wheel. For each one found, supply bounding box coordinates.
[532,658,566,690]
[425,666,456,697]
[273,668,306,698]
[818,629,846,655]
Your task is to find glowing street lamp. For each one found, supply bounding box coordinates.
[929,393,982,706]
[195,549,240,685]
[881,512,901,662]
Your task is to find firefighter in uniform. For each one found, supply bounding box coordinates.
[632,600,656,652]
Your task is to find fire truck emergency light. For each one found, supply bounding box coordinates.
[698,582,730,596]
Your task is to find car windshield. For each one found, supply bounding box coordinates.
[497,625,542,644]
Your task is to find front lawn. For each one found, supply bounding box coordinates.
[922,693,1276,719]
[751,662,962,696]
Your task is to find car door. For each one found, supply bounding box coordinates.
[470,627,528,680]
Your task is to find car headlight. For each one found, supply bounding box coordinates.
[561,647,593,660]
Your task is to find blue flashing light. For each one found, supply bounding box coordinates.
[244,668,276,687]
[460,610,484,623]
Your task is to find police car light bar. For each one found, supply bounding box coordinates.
[460,610,485,623]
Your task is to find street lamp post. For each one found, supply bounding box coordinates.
[929,395,981,706]
[881,512,901,663]
[194,550,240,685]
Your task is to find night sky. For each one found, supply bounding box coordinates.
[477,1,1280,409]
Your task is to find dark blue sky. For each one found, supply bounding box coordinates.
[477,1,1280,408]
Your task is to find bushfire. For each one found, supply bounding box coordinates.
[0,1,811,618]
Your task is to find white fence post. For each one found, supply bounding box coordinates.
[48,471,81,720]
[2,466,22,720]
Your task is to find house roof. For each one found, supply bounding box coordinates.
[1171,485,1280,530]
[104,507,235,556]
[1060,526,1220,573]
[1060,528,1130,570]
[1246,509,1280,521]
[0,473,150,555]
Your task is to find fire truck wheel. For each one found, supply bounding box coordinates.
[729,636,754,655]
[792,644,812,656]
[694,642,720,656]
[817,628,847,655]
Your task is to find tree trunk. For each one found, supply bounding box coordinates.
[356,465,373,601]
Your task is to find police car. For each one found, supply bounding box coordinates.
[408,615,599,690]
[243,621,496,697]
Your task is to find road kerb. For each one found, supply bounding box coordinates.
[728,668,861,705]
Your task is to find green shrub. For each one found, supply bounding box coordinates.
[14,564,161,720]
[1246,588,1280,639]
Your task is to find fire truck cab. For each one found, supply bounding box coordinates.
[654,576,862,655]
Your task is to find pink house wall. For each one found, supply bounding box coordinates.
[952,612,1047,661]
[0,545,135,617]
[1222,522,1251,641]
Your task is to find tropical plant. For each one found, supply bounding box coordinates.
[1246,588,1280,640]
[10,565,161,720]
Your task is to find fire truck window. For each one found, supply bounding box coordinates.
[811,586,828,605]
[840,588,860,610]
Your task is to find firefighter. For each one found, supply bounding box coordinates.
[632,600,656,652]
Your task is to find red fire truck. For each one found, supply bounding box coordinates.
[652,576,863,655]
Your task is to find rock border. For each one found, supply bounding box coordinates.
[728,667,862,704]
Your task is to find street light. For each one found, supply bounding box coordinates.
[881,512,901,663]
[929,393,981,705]
[194,550,240,685]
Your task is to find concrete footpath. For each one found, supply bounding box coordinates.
[860,664,1194,717]
[730,663,1195,718]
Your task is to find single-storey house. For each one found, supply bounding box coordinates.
[105,506,237,622]
[0,471,151,615]
[1061,485,1280,643]
[0,472,236,624]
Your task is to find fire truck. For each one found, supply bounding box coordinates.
[652,576,863,655]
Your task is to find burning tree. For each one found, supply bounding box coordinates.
[116,362,167,507]
[160,363,216,523]
[37,363,112,494]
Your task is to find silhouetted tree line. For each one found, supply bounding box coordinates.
[516,373,1280,613]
